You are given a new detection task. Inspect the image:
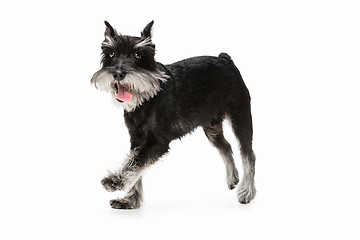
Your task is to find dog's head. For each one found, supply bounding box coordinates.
[91,21,168,112]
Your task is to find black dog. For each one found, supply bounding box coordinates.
[91,21,256,209]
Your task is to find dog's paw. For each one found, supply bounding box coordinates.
[227,169,239,190]
[110,199,137,210]
[228,177,239,190]
[101,175,123,192]
[237,183,256,204]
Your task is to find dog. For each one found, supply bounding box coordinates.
[91,21,256,209]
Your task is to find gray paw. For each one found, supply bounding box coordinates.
[237,182,256,204]
[101,174,123,192]
[228,176,239,190]
[110,199,136,209]
[227,170,239,190]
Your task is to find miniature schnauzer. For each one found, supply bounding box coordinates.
[91,21,256,209]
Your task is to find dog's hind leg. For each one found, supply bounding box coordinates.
[228,102,257,204]
[203,112,239,190]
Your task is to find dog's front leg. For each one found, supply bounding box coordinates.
[102,140,169,209]
[100,148,145,209]
[101,148,143,193]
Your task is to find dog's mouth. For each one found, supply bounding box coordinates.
[115,82,132,102]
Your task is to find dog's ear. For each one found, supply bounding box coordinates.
[141,20,154,39]
[104,21,117,37]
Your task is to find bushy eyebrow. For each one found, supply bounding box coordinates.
[134,38,153,49]
[102,36,116,49]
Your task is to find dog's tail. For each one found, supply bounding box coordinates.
[219,52,237,67]
[218,52,232,60]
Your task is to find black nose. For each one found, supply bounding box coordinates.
[113,70,126,80]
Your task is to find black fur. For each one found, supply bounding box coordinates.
[91,21,256,209]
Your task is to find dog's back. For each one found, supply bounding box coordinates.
[152,53,251,134]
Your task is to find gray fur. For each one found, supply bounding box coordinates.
[91,69,168,112]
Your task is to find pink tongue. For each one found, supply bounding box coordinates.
[116,82,132,102]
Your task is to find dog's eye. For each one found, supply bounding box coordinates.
[134,53,141,60]
[109,52,115,58]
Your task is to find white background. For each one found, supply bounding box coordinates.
[1,0,359,239]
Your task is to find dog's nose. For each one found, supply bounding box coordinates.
[113,70,126,81]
